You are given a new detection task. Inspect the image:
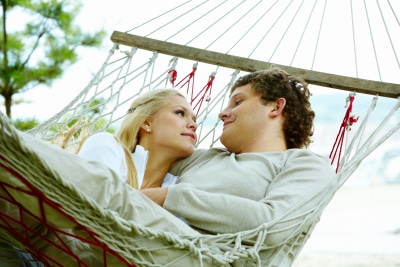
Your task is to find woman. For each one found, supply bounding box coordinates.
[0,88,197,267]
[78,88,198,189]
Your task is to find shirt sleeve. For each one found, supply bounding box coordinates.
[6,130,196,236]
[163,151,337,245]
[78,132,126,182]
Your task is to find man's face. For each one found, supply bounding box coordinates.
[218,84,272,153]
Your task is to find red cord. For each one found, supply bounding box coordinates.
[191,73,215,116]
[329,95,359,173]
[174,64,197,101]
[172,65,215,116]
[167,69,177,87]
[0,156,135,266]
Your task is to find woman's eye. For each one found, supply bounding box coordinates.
[235,100,243,106]
[176,110,185,116]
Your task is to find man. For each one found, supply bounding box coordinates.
[142,67,337,266]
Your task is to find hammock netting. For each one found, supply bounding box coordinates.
[1,1,400,266]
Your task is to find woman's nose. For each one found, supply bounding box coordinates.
[188,119,198,131]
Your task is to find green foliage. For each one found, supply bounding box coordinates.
[0,0,106,118]
[47,97,115,141]
[13,117,40,131]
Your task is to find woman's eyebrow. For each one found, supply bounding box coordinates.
[174,106,196,120]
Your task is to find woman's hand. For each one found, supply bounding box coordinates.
[140,187,168,206]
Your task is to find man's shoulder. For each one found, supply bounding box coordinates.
[285,149,336,175]
[285,148,328,159]
[192,147,228,156]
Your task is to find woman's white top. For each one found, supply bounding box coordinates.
[78,132,177,188]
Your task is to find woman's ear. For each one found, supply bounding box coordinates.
[140,119,152,133]
[270,98,286,117]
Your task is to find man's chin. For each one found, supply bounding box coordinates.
[219,133,229,149]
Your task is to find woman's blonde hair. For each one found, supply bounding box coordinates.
[116,88,187,189]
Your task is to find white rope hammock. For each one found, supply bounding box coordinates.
[1,1,400,266]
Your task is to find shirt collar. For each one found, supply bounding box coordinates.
[132,144,148,189]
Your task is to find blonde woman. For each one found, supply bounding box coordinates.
[0,88,197,267]
[78,88,197,189]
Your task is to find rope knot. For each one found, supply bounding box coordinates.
[342,113,359,131]
[347,114,359,130]
[167,69,177,86]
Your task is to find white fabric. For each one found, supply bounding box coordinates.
[166,148,338,266]
[167,148,336,236]
[78,132,128,182]
[1,130,216,266]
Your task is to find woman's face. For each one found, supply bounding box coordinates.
[149,95,197,160]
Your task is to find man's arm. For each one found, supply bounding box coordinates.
[141,187,168,206]
[163,153,337,245]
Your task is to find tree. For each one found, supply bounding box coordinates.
[0,0,106,118]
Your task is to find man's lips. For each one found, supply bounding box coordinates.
[223,121,233,129]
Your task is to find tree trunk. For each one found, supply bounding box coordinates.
[5,95,11,118]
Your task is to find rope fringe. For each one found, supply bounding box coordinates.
[329,93,359,173]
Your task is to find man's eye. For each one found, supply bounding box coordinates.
[235,100,243,106]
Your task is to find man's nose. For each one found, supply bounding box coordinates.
[218,108,229,121]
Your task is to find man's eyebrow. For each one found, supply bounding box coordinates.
[229,92,244,99]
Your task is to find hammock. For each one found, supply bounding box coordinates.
[1,1,400,266]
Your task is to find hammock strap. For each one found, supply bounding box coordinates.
[337,95,378,172]
[329,93,359,173]
[191,71,216,116]
[174,62,198,100]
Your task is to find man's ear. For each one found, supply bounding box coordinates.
[270,98,286,117]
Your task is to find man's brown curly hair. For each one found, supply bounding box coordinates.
[231,67,315,149]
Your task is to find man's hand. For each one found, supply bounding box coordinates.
[140,187,168,206]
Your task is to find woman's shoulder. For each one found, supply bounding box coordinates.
[87,132,115,141]
[78,132,121,156]
[83,132,118,146]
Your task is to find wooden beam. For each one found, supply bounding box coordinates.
[111,31,400,98]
